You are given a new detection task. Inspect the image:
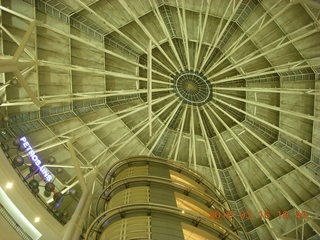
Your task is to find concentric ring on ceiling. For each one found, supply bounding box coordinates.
[172,70,212,106]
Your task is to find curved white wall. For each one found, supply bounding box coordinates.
[0,149,63,240]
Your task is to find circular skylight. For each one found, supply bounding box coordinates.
[172,70,212,106]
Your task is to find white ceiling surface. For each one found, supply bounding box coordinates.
[0,0,320,239]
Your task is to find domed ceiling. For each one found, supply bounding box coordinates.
[0,0,319,239]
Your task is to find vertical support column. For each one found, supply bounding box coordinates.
[68,15,74,109]
[103,33,108,106]
[33,1,40,113]
[148,40,152,136]
[0,0,5,110]
[311,73,319,159]
[63,139,97,240]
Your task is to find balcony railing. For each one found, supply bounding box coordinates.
[0,203,33,240]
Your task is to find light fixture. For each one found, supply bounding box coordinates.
[5,182,13,189]
[181,210,185,214]
[34,217,40,223]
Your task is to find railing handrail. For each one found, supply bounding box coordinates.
[0,203,33,240]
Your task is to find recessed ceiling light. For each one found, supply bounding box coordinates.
[34,217,40,223]
[5,182,13,189]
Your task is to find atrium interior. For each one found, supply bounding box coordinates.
[0,0,319,239]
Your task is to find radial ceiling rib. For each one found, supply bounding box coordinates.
[175,0,189,70]
[89,148,109,166]
[112,107,168,156]
[70,0,100,15]
[72,114,122,169]
[187,108,193,167]
[181,0,191,70]
[209,103,320,234]
[193,0,204,70]
[66,133,98,177]
[149,0,185,70]
[1,88,172,107]
[56,95,178,192]
[139,122,164,155]
[167,110,184,159]
[141,103,180,156]
[0,19,43,109]
[74,0,145,53]
[88,98,162,125]
[37,60,170,85]
[196,106,223,192]
[148,101,182,155]
[0,24,35,60]
[213,96,320,151]
[194,0,211,70]
[12,20,36,61]
[202,105,278,239]
[199,0,241,73]
[215,91,319,122]
[140,100,181,155]
[205,0,288,75]
[214,87,320,96]
[208,104,310,209]
[117,0,180,73]
[303,0,320,9]
[190,105,197,170]
[148,40,153,137]
[76,0,173,73]
[302,2,320,28]
[74,94,175,141]
[209,58,320,82]
[210,23,318,79]
[211,102,320,188]
[98,97,179,168]
[12,71,44,109]
[96,103,167,158]
[24,94,173,158]
[260,2,318,78]
[0,5,173,80]
[198,0,230,72]
[174,105,188,162]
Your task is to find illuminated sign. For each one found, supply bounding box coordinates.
[20,137,53,182]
